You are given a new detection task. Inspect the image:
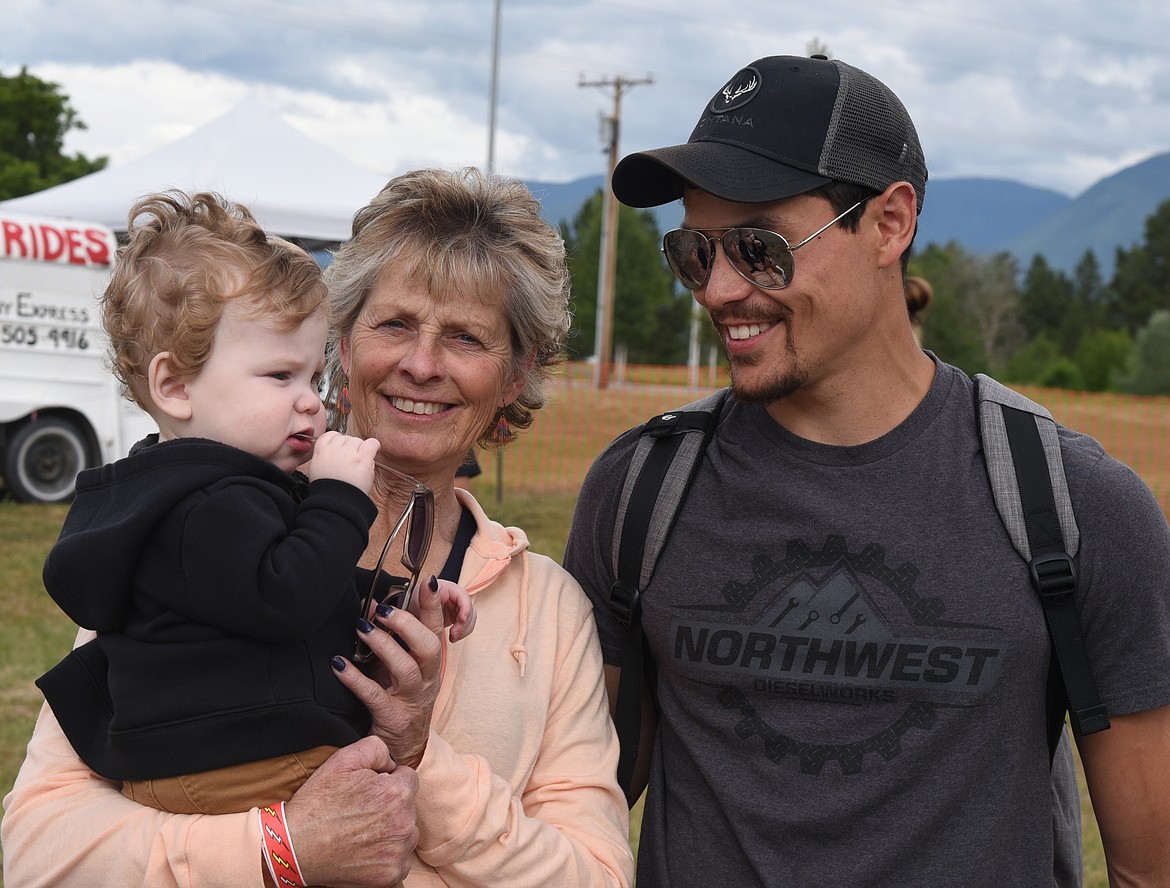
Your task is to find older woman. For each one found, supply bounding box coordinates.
[1,169,634,888]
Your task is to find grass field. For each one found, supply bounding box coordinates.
[4,370,1166,884]
[0,502,76,886]
[0,496,1110,886]
[477,369,1170,518]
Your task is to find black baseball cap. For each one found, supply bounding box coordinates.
[612,55,927,214]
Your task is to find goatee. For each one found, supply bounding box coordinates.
[724,338,806,406]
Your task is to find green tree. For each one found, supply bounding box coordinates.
[1111,199,1170,334]
[1018,254,1072,345]
[1038,357,1082,390]
[1012,251,1125,388]
[0,66,106,200]
[910,242,982,371]
[1064,250,1115,353]
[1004,331,1061,385]
[1071,250,1109,322]
[1119,309,1170,395]
[909,242,1021,374]
[562,190,691,364]
[1074,328,1132,392]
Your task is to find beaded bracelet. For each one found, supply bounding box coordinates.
[259,802,307,888]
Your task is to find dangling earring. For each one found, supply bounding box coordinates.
[493,408,515,445]
[325,371,351,433]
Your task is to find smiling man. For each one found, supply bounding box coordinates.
[564,54,1170,887]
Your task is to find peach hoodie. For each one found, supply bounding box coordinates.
[2,489,634,888]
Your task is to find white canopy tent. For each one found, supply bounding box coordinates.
[0,100,392,243]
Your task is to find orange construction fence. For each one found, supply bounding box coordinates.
[479,363,1170,521]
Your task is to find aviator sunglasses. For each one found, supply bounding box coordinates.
[352,461,434,663]
[661,199,864,292]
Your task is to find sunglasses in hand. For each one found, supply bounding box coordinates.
[294,432,435,664]
[353,463,434,663]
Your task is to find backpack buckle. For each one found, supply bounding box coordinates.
[1029,552,1077,604]
[609,580,640,627]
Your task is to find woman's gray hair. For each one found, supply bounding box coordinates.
[324,167,572,447]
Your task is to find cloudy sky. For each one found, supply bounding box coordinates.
[6,0,1170,200]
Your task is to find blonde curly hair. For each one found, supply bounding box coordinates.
[102,190,326,412]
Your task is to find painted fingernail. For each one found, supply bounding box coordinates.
[376,603,395,619]
[428,575,439,593]
[356,618,375,633]
[331,655,347,671]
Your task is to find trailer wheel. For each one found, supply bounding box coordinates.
[5,418,91,503]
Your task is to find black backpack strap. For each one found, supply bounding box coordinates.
[974,375,1110,753]
[609,389,728,805]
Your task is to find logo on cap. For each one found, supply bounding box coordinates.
[710,66,761,114]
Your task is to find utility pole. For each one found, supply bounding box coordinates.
[487,0,504,501]
[486,0,502,173]
[578,73,652,389]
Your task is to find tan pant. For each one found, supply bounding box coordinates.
[122,746,406,886]
[120,744,337,814]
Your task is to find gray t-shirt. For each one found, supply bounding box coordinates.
[565,359,1170,888]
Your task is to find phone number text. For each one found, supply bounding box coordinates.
[1,323,91,350]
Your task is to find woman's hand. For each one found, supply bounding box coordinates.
[332,575,446,769]
[283,736,419,888]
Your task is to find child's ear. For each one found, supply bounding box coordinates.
[147,353,193,421]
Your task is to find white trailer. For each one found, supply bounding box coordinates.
[0,212,155,503]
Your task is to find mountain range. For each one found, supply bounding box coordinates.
[526,151,1170,280]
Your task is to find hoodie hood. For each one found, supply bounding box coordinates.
[453,487,532,675]
[42,437,297,631]
[454,487,529,586]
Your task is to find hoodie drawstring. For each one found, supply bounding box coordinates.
[510,552,530,678]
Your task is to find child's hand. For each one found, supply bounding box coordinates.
[441,581,476,642]
[410,577,476,642]
[307,431,380,494]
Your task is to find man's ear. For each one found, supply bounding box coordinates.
[147,353,193,421]
[873,182,918,271]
